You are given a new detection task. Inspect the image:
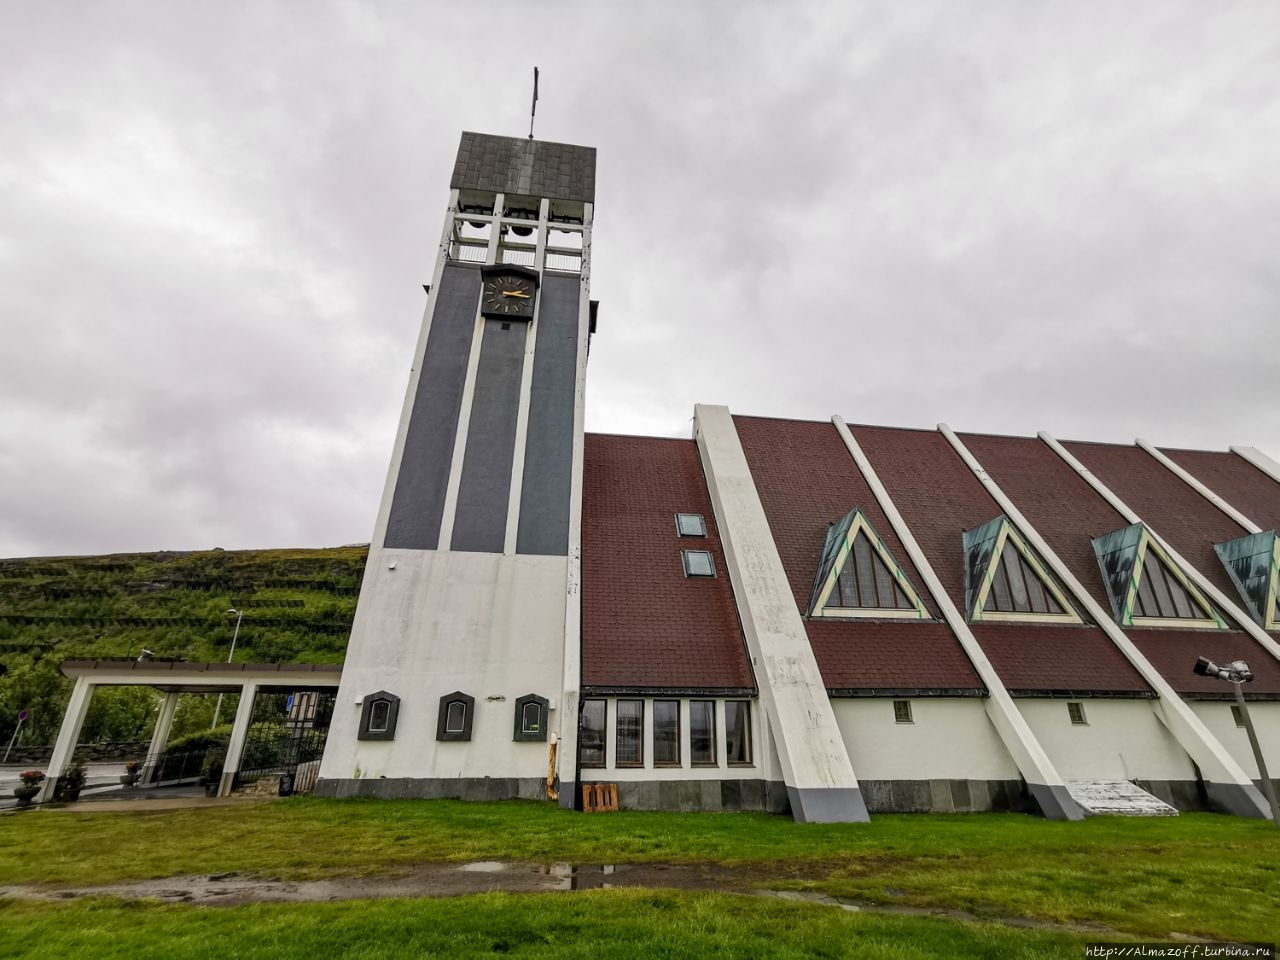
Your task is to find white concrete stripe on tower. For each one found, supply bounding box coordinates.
[437,195,506,551]
[830,416,1082,821]
[1040,432,1280,663]
[939,424,1269,818]
[1136,439,1262,534]
[503,197,551,555]
[554,200,594,808]
[695,404,868,823]
[1231,446,1280,486]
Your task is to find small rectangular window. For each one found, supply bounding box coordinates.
[676,513,707,537]
[522,701,542,735]
[580,699,606,768]
[683,550,715,577]
[653,699,681,765]
[725,701,752,765]
[616,699,644,767]
[368,700,390,732]
[1231,704,1245,728]
[690,700,716,765]
[445,701,466,735]
[893,700,913,724]
[1068,701,1088,725]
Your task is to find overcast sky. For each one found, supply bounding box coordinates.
[3,1,1279,558]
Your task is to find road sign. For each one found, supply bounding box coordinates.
[16,710,28,722]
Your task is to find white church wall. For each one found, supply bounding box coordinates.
[1190,701,1280,779]
[1018,699,1195,781]
[320,547,566,782]
[832,698,1019,781]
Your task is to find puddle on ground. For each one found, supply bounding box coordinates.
[0,866,1196,941]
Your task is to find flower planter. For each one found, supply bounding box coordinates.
[13,784,40,808]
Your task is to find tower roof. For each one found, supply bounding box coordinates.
[451,131,596,202]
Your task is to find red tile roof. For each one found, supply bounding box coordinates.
[1126,627,1280,697]
[1062,441,1249,608]
[581,433,754,692]
[1161,448,1280,534]
[734,416,982,693]
[854,425,1150,695]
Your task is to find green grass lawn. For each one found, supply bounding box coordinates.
[3,799,1279,945]
[0,891,1099,959]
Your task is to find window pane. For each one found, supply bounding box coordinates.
[725,701,751,764]
[1134,563,1159,617]
[369,700,389,732]
[853,535,877,607]
[1146,554,1176,617]
[654,700,680,765]
[835,563,857,606]
[676,513,706,537]
[616,700,644,766]
[683,550,715,577]
[873,550,897,607]
[893,699,912,723]
[580,699,606,768]
[990,561,1012,611]
[522,701,542,735]
[1003,543,1031,610]
[690,700,716,764]
[445,701,466,734]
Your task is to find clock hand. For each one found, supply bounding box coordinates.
[501,291,532,299]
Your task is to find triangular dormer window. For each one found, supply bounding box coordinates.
[808,508,929,619]
[1215,531,1279,631]
[1092,523,1224,629]
[963,516,1081,623]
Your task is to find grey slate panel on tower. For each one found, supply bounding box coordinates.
[451,320,527,553]
[516,274,580,556]
[384,265,480,550]
[451,132,596,204]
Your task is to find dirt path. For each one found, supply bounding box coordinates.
[0,861,1186,941]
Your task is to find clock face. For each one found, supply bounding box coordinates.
[481,272,537,318]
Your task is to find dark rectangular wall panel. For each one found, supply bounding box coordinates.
[517,275,581,555]
[451,320,527,553]
[384,265,480,550]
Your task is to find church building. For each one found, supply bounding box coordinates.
[315,132,1280,823]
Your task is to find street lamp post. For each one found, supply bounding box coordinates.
[211,608,243,730]
[1194,657,1280,826]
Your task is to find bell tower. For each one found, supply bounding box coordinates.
[318,132,596,804]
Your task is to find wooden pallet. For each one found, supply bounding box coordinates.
[582,782,618,813]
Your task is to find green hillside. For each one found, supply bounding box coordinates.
[0,546,366,747]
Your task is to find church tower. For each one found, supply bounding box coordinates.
[318,133,596,805]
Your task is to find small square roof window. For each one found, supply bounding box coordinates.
[683,550,715,578]
[676,513,707,537]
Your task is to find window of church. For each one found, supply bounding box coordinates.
[513,693,549,742]
[675,513,707,537]
[690,700,717,765]
[893,700,913,724]
[358,691,400,742]
[580,699,606,768]
[983,541,1066,615]
[683,550,715,577]
[725,701,752,765]
[827,532,915,610]
[653,700,681,766]
[1133,554,1210,620]
[616,700,644,766]
[436,691,475,742]
[1068,702,1088,725]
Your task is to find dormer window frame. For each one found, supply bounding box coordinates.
[808,508,929,620]
[1215,530,1280,631]
[1093,523,1225,630]
[965,517,1082,625]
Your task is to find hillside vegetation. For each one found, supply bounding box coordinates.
[0,546,366,746]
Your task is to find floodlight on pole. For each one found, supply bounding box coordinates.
[1193,657,1279,826]
[211,609,244,730]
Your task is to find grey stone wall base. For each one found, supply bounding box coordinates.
[786,785,870,823]
[558,780,576,810]
[861,779,1035,814]
[313,777,550,801]
[1203,780,1272,819]
[1028,783,1085,821]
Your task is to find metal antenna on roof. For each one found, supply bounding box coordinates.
[528,66,539,140]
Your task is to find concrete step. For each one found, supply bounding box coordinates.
[1066,780,1178,816]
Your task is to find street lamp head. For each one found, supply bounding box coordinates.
[1193,656,1253,683]
[226,608,241,616]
